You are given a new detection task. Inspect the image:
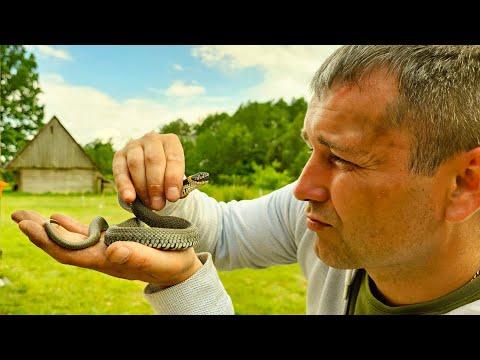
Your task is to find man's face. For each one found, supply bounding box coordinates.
[294,73,450,271]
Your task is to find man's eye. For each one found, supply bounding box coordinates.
[329,154,355,169]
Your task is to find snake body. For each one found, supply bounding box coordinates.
[44,172,209,250]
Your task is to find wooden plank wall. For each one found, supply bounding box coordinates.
[18,169,98,193]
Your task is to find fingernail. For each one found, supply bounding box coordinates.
[122,189,134,202]
[151,196,165,210]
[167,186,179,200]
[110,246,130,264]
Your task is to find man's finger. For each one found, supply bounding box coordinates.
[162,134,185,202]
[113,151,136,204]
[11,209,47,225]
[143,136,166,211]
[126,146,149,206]
[50,213,90,236]
[18,219,56,249]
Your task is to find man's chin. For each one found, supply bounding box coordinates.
[313,236,353,269]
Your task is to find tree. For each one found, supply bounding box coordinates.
[83,138,116,179]
[0,45,44,168]
[160,118,193,140]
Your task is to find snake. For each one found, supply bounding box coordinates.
[43,172,209,250]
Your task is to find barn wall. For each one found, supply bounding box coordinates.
[18,169,99,194]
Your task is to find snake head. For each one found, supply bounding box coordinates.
[186,172,209,186]
[180,172,210,198]
[45,218,60,226]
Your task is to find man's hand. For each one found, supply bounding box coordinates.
[11,209,203,287]
[113,131,185,211]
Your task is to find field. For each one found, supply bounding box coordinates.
[0,188,307,315]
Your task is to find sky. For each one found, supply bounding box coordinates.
[24,45,340,150]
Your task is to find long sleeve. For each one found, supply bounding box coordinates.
[143,252,234,315]
[159,182,306,270]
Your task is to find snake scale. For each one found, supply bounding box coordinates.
[44,172,209,250]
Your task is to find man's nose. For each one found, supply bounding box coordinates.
[293,157,330,203]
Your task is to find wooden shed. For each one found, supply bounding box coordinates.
[5,116,105,194]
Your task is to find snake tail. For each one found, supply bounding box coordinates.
[44,216,109,250]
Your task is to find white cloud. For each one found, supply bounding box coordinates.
[173,64,183,71]
[24,45,72,61]
[38,74,229,150]
[191,45,340,101]
[165,81,206,97]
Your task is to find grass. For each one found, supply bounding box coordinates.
[0,189,306,315]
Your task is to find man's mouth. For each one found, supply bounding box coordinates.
[305,214,332,231]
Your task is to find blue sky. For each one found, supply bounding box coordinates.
[24,45,340,150]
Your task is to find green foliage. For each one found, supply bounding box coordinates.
[0,45,45,167]
[249,160,295,191]
[160,118,194,139]
[201,184,262,202]
[83,138,116,176]
[0,169,14,183]
[161,97,309,185]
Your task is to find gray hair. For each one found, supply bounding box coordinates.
[310,45,480,176]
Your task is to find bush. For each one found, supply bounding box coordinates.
[249,161,294,191]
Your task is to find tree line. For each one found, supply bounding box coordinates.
[84,97,309,190]
[158,98,309,189]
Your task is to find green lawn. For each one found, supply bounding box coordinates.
[0,190,306,314]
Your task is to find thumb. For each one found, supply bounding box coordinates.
[105,241,159,267]
[107,245,131,264]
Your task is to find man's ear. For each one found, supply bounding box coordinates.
[446,147,480,222]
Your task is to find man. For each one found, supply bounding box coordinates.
[11,45,480,314]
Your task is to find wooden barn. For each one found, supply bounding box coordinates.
[5,116,106,194]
